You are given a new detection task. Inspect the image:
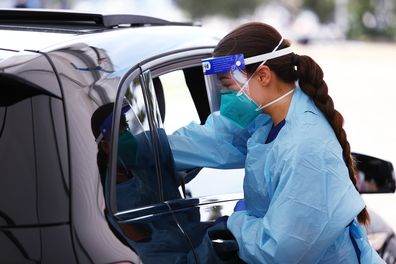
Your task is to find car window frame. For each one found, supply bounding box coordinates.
[142,48,214,125]
[139,50,214,198]
[107,66,141,215]
[107,66,170,216]
[103,54,208,263]
[107,48,214,216]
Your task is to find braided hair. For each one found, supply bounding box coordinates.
[214,22,369,225]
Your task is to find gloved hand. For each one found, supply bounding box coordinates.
[234,199,246,211]
[214,215,229,225]
[208,215,229,240]
[207,220,234,240]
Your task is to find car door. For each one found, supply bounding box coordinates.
[104,47,245,263]
[139,50,244,262]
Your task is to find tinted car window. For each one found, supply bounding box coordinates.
[0,78,69,226]
[114,77,162,211]
[0,98,38,225]
[113,74,181,212]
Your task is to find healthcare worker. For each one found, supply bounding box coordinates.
[168,22,384,263]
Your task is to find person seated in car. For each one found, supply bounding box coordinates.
[91,103,152,242]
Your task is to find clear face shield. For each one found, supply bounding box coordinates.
[95,104,131,144]
[201,38,293,127]
[202,53,248,113]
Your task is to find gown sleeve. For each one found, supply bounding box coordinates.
[168,112,271,171]
[227,139,366,263]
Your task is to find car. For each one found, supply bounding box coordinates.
[0,9,395,264]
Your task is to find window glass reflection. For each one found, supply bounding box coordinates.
[115,78,161,211]
[124,78,149,131]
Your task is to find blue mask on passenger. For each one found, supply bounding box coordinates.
[220,90,260,128]
[117,131,138,168]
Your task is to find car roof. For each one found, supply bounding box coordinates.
[0,9,218,106]
[0,8,194,32]
[0,9,219,54]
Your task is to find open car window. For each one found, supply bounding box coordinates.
[161,70,201,133]
[156,65,245,199]
[150,63,244,262]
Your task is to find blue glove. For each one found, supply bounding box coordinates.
[214,215,229,224]
[234,199,246,211]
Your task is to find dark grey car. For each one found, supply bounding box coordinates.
[0,9,395,264]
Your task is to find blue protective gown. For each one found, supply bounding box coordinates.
[168,87,384,264]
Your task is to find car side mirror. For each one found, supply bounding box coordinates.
[352,153,396,193]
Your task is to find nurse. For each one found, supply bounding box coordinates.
[168,22,384,263]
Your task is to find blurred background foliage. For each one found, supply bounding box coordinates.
[8,0,396,41]
[347,0,396,40]
[173,0,263,18]
[174,0,396,41]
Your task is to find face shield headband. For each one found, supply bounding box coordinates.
[202,38,293,112]
[95,105,131,144]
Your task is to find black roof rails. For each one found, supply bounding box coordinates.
[0,9,194,28]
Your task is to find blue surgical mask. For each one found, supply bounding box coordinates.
[220,90,260,128]
[118,131,138,168]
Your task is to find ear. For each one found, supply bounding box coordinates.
[256,65,272,86]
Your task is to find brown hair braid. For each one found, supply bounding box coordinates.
[214,22,369,225]
[294,54,369,225]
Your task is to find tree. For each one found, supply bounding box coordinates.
[302,0,335,23]
[347,0,396,41]
[173,0,396,41]
[42,0,72,9]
